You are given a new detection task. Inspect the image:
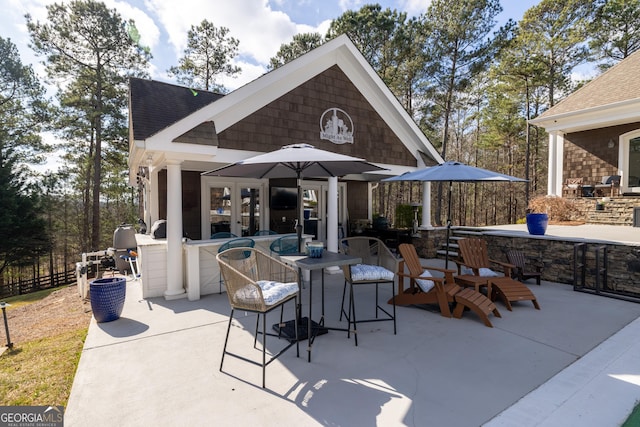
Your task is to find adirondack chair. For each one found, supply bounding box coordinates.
[506,249,542,286]
[456,238,540,311]
[394,243,500,327]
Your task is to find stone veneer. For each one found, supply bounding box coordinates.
[410,227,640,299]
[567,197,640,226]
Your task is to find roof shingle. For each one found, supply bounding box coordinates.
[536,49,640,119]
[129,78,224,140]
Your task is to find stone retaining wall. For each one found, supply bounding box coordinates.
[568,197,640,226]
[411,227,640,298]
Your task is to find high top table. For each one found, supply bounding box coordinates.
[279,251,361,362]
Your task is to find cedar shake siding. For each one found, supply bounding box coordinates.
[218,66,416,167]
[564,122,640,183]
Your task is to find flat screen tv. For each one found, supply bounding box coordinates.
[270,187,298,210]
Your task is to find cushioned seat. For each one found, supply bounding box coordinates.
[563,177,583,197]
[339,237,399,346]
[217,248,299,388]
[594,175,621,197]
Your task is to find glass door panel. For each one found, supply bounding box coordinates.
[210,186,232,238]
[240,187,261,236]
[629,137,640,188]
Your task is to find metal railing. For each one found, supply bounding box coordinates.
[573,242,639,303]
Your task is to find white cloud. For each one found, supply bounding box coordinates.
[108,0,161,53]
[337,0,364,11]
[397,0,429,17]
[144,0,334,89]
[147,0,311,64]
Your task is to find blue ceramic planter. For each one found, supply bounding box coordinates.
[526,213,549,236]
[90,277,126,322]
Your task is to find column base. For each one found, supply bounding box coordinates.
[164,289,187,301]
[325,266,342,275]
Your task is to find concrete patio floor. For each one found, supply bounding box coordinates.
[65,258,640,427]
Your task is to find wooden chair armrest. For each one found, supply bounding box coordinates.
[418,264,456,283]
[489,259,515,276]
[397,264,455,285]
[453,259,467,275]
[397,270,447,283]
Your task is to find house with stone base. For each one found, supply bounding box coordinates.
[530,49,640,226]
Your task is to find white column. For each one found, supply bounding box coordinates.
[547,132,565,196]
[165,160,186,300]
[547,132,556,196]
[367,183,377,222]
[556,133,565,196]
[421,182,433,228]
[149,167,159,227]
[327,177,338,253]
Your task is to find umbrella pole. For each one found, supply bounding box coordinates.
[445,181,453,269]
[297,176,303,253]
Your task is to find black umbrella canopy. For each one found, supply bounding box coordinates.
[383,161,527,267]
[203,143,387,179]
[203,143,387,251]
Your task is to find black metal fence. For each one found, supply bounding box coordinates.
[0,269,77,298]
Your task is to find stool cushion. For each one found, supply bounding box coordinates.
[350,264,395,281]
[235,281,298,306]
[415,270,435,292]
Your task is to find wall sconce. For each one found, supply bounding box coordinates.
[608,139,615,149]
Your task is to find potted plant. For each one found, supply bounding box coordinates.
[526,196,550,236]
[526,210,549,235]
[595,198,606,211]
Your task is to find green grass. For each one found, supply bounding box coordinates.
[0,329,87,406]
[622,401,640,427]
[0,287,88,406]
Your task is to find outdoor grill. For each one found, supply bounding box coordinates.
[113,224,137,274]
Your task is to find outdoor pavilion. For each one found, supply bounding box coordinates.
[128,34,443,301]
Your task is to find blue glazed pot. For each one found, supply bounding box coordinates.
[526,213,549,236]
[90,277,126,322]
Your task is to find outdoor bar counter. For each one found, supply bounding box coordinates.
[135,233,312,301]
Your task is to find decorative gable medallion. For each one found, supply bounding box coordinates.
[320,108,354,144]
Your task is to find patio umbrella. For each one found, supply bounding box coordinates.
[203,143,386,251]
[383,160,527,267]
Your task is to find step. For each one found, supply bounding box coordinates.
[436,249,459,258]
[451,229,485,237]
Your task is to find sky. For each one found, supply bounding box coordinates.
[1,0,540,172]
[2,0,541,92]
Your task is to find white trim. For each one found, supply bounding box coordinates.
[530,98,640,133]
[141,35,442,168]
[200,177,268,238]
[619,129,640,192]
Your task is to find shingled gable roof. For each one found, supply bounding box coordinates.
[530,49,640,132]
[133,34,443,169]
[129,78,224,140]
